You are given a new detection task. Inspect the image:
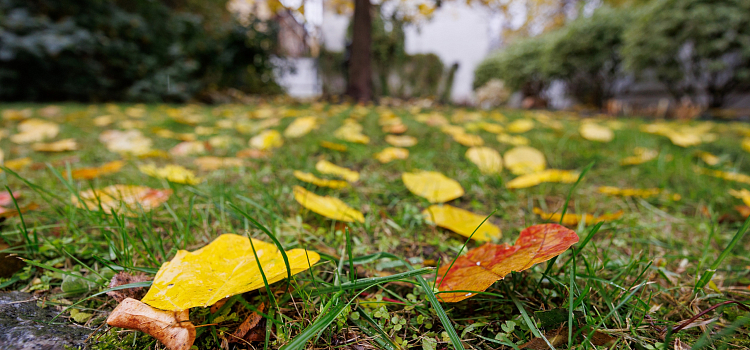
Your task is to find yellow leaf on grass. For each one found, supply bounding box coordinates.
[598,186,660,198]
[385,135,417,147]
[249,130,283,150]
[293,171,349,189]
[320,141,347,152]
[533,207,623,226]
[465,147,502,174]
[621,147,658,166]
[695,167,750,185]
[315,160,359,182]
[402,170,464,203]
[695,151,720,166]
[2,157,32,172]
[72,185,172,215]
[141,234,320,311]
[507,119,534,133]
[139,164,203,185]
[742,138,750,153]
[729,189,750,206]
[208,135,233,149]
[292,186,364,222]
[504,146,546,175]
[334,120,369,144]
[374,147,409,163]
[71,160,125,180]
[496,133,529,146]
[99,130,153,156]
[284,116,318,138]
[11,119,59,144]
[169,141,206,157]
[32,139,78,152]
[452,133,484,147]
[193,157,244,171]
[506,169,579,189]
[422,204,501,242]
[579,123,614,142]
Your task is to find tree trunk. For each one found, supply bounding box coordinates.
[346,0,372,102]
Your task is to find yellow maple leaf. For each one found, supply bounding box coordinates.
[506,119,534,133]
[284,116,318,138]
[621,147,658,166]
[579,123,614,142]
[385,135,417,147]
[31,138,78,152]
[293,171,349,189]
[141,234,320,311]
[139,164,203,185]
[193,157,244,171]
[249,130,284,150]
[533,207,623,226]
[374,147,409,163]
[72,185,172,215]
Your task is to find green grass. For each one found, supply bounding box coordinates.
[1,102,749,349]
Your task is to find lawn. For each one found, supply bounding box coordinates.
[1,102,749,349]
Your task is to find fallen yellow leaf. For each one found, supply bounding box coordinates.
[71,160,125,180]
[504,146,546,175]
[292,186,364,222]
[193,157,243,171]
[293,171,349,189]
[423,204,501,241]
[141,234,320,310]
[99,130,153,156]
[139,164,203,185]
[579,123,614,142]
[72,185,172,215]
[402,170,464,203]
[452,132,484,147]
[374,147,409,163]
[621,147,658,166]
[506,169,579,189]
[496,133,529,146]
[506,119,534,133]
[320,141,347,152]
[598,186,660,198]
[11,119,59,144]
[533,207,623,226]
[315,160,359,182]
[465,147,502,174]
[284,116,318,138]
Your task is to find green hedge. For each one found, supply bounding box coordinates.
[0,0,281,102]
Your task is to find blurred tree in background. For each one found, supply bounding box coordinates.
[0,0,281,102]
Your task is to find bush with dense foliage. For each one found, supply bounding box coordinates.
[473,35,550,98]
[0,0,281,102]
[622,0,750,108]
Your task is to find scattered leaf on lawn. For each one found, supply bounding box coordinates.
[208,135,233,149]
[31,138,78,152]
[695,167,750,185]
[506,119,534,133]
[71,160,125,180]
[236,148,269,159]
[579,123,614,142]
[729,189,750,206]
[284,116,318,138]
[533,207,623,226]
[402,170,464,203]
[695,151,720,166]
[249,130,283,150]
[107,298,195,350]
[292,186,364,222]
[385,135,417,147]
[139,164,203,185]
[382,123,407,134]
[72,185,172,215]
[293,171,349,189]
[334,120,370,144]
[320,141,347,152]
[496,133,530,146]
[2,157,32,172]
[422,204,501,241]
[465,147,503,174]
[374,147,409,163]
[99,130,153,156]
[598,186,660,198]
[504,146,546,175]
[141,233,321,310]
[436,223,579,302]
[170,141,206,156]
[452,132,484,147]
[506,169,579,189]
[193,157,243,171]
[2,108,32,121]
[10,119,59,144]
[315,160,359,182]
[621,147,658,165]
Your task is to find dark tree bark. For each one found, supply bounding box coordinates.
[346,0,372,102]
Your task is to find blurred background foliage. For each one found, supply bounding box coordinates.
[475,0,750,109]
[0,0,282,102]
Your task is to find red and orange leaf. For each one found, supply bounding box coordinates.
[436,224,578,302]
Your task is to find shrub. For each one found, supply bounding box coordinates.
[473,35,549,99]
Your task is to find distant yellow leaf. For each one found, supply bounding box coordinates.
[374,147,409,163]
[2,157,32,172]
[249,130,283,150]
[696,166,750,185]
[193,157,243,171]
[284,116,318,138]
[334,120,369,144]
[598,186,660,198]
[506,119,534,133]
[506,169,579,189]
[423,204,501,241]
[72,185,172,215]
[695,151,720,166]
[2,108,32,121]
[169,141,206,156]
[503,146,546,175]
[402,170,464,203]
[292,186,364,222]
[579,123,614,142]
[533,207,623,226]
[293,171,349,189]
[465,147,502,174]
[139,164,203,185]
[32,138,78,152]
[71,160,125,180]
[141,234,320,311]
[99,130,153,156]
[621,147,658,165]
[315,160,359,182]
[11,119,59,144]
[496,133,529,146]
[385,135,417,147]
[729,189,750,206]
[452,133,484,147]
[320,141,347,152]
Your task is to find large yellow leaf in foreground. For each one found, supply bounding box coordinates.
[506,169,579,189]
[293,171,349,189]
[506,119,534,133]
[422,205,501,242]
[72,185,172,215]
[598,186,660,198]
[142,234,320,311]
[503,146,546,175]
[139,164,203,185]
[402,170,464,203]
[465,147,502,174]
[293,186,364,222]
[193,157,244,171]
[579,123,614,142]
[533,208,623,226]
[315,160,359,182]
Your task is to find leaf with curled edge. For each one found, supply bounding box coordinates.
[107,298,195,350]
[293,186,364,222]
[141,234,320,311]
[402,170,464,203]
[436,224,578,302]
